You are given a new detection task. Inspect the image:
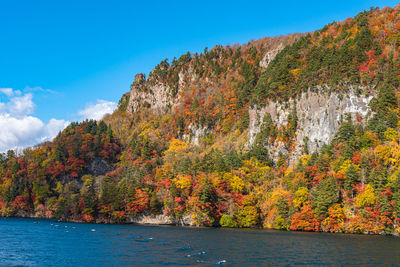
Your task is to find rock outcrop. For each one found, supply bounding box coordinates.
[130,213,174,225]
[89,157,113,176]
[126,73,177,113]
[249,85,374,164]
[129,212,194,226]
[259,43,284,69]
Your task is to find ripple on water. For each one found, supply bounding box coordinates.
[1,218,400,266]
[186,251,206,257]
[177,243,192,252]
[135,237,154,242]
[195,259,227,265]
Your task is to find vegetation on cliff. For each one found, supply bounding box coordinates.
[1,5,400,235]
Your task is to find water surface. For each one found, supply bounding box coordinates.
[1,218,399,266]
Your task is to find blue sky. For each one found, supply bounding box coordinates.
[0,0,398,151]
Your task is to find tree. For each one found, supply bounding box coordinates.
[354,184,376,208]
[81,175,97,217]
[290,205,319,231]
[312,177,339,216]
[334,121,356,143]
[54,143,64,162]
[344,165,360,195]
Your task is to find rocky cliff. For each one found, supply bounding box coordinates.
[249,85,375,164]
[121,32,376,165]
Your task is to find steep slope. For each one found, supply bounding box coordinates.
[2,5,400,235]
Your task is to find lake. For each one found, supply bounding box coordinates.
[1,218,400,266]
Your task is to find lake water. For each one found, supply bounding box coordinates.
[1,218,400,266]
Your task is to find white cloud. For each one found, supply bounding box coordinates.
[24,86,59,95]
[8,93,35,117]
[78,99,117,121]
[0,89,35,117]
[0,102,5,113]
[0,88,14,97]
[41,119,70,142]
[0,89,118,152]
[0,88,69,152]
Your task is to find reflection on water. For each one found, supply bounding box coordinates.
[0,217,400,266]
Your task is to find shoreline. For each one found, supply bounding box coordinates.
[2,215,398,237]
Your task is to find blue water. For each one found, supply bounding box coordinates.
[1,218,400,266]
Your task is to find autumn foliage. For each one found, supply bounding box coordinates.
[1,5,400,236]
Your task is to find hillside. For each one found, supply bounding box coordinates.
[2,5,400,235]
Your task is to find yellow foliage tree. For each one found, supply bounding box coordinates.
[384,128,398,142]
[355,184,376,208]
[173,174,192,190]
[222,172,244,193]
[293,187,309,208]
[163,138,190,172]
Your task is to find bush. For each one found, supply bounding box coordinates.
[220,214,239,228]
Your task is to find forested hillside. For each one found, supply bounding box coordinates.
[2,5,400,235]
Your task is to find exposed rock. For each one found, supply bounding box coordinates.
[89,157,112,176]
[126,77,181,114]
[177,213,195,226]
[133,73,146,88]
[249,85,375,164]
[129,212,194,226]
[130,214,175,225]
[259,43,284,69]
[183,124,209,146]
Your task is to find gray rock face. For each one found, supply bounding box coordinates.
[127,82,173,113]
[129,212,194,226]
[259,44,284,69]
[126,68,191,113]
[183,124,209,146]
[89,158,112,176]
[177,213,195,226]
[133,73,146,88]
[249,85,374,164]
[130,214,175,225]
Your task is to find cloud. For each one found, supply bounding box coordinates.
[0,89,117,152]
[24,86,59,95]
[41,119,70,142]
[0,88,14,97]
[78,99,117,120]
[0,88,69,152]
[0,102,5,113]
[0,114,69,152]
[8,93,35,117]
[0,89,34,117]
